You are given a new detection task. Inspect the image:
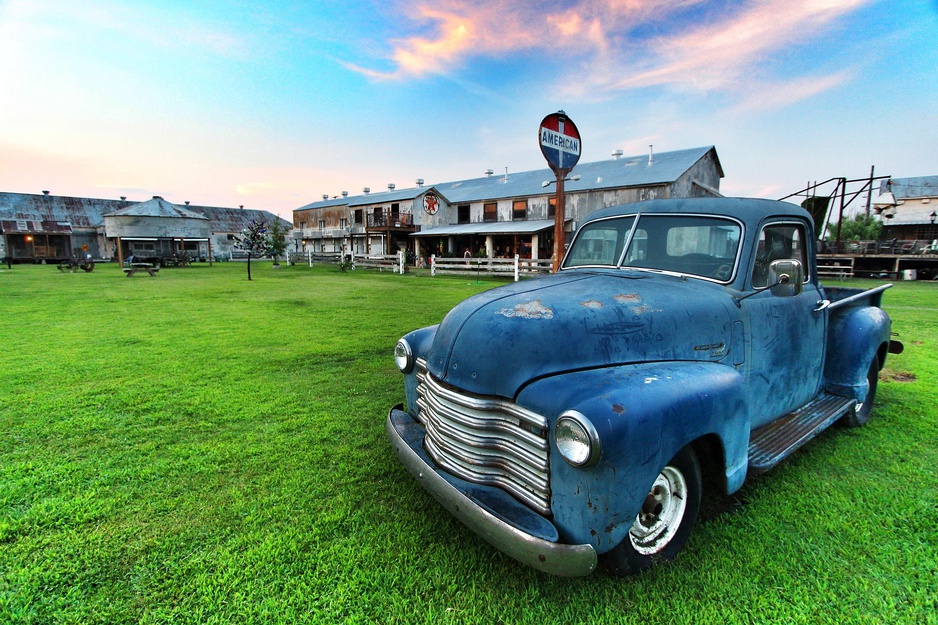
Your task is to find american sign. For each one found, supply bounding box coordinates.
[539,111,581,174]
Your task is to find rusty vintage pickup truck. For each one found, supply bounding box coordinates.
[387,197,902,576]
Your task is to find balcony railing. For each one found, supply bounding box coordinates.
[367,212,414,228]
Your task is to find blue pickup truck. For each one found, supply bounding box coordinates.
[387,197,902,576]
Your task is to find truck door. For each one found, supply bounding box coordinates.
[744,221,825,429]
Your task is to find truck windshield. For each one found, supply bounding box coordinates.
[564,214,741,282]
[563,216,636,267]
[622,215,741,281]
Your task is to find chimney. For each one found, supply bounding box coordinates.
[415,178,424,187]
[363,187,370,194]
[612,149,623,160]
[648,145,654,166]
[387,183,396,191]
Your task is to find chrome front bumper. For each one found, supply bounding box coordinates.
[386,405,598,577]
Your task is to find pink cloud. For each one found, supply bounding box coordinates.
[350,0,871,106]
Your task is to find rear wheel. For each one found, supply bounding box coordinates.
[602,445,702,575]
[840,360,878,428]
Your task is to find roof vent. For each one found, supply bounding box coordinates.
[388,183,396,191]
[484,169,494,176]
[185,201,190,205]
[153,196,163,200]
[42,190,50,195]
[342,191,348,197]
[239,205,244,209]
[612,149,623,160]
[120,196,126,201]
[415,178,424,187]
[363,187,370,194]
[323,194,329,201]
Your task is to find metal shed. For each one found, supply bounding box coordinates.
[103,196,212,266]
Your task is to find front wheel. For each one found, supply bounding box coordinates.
[840,360,878,428]
[602,445,702,575]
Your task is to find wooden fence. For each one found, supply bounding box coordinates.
[289,250,554,280]
[289,251,404,272]
[430,255,553,281]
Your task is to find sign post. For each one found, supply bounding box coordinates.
[538,110,581,272]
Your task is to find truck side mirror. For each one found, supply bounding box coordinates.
[768,259,804,297]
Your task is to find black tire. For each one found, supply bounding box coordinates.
[840,360,878,428]
[601,445,702,575]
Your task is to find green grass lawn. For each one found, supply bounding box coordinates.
[1,263,935,624]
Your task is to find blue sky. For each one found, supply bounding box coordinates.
[1,0,936,219]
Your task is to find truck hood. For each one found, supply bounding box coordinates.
[426,271,739,398]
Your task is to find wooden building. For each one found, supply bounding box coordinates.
[293,146,724,262]
[0,191,289,263]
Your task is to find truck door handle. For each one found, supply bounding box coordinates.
[814,299,831,313]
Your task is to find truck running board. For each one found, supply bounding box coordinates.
[748,394,856,474]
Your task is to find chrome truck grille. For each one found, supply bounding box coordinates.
[414,360,552,516]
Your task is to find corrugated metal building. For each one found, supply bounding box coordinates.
[293,146,723,260]
[0,191,290,263]
[878,176,938,242]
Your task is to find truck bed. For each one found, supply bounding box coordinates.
[822,283,892,309]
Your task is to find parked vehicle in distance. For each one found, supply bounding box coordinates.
[387,197,903,576]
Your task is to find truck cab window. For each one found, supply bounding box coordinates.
[752,223,808,288]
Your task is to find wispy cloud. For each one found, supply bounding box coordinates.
[348,0,872,106]
[595,0,869,93]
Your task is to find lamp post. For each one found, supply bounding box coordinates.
[930,211,936,225]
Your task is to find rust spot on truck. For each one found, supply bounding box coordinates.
[612,404,625,415]
[581,300,603,309]
[496,300,554,320]
[614,293,641,303]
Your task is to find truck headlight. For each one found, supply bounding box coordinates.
[555,411,601,468]
[394,338,414,373]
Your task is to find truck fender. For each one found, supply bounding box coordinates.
[824,306,892,402]
[515,361,747,553]
[400,325,439,414]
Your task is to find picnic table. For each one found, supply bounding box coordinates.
[123,263,159,277]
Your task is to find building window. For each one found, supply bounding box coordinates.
[458,204,470,224]
[319,220,325,231]
[548,197,556,218]
[340,218,348,229]
[354,210,363,224]
[483,202,497,222]
[513,199,527,220]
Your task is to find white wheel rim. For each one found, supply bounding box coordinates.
[629,466,688,555]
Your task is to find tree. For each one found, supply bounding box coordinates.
[828,213,883,243]
[266,218,289,266]
[233,220,272,281]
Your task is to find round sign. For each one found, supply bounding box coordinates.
[538,111,581,174]
[423,192,440,215]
